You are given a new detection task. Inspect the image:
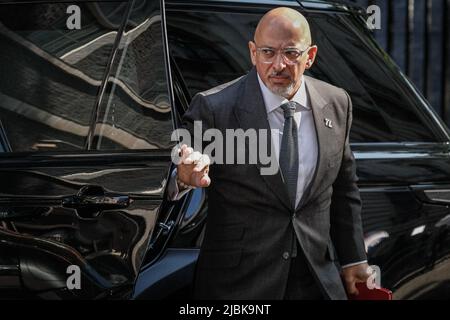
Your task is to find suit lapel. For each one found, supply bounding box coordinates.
[295,77,329,212]
[233,68,292,211]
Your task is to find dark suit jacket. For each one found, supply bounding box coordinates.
[181,67,367,300]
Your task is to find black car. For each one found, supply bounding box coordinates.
[0,0,450,300]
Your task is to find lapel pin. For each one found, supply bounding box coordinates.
[324,118,333,128]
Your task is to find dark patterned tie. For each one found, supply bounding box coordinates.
[279,101,299,207]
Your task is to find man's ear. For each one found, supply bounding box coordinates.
[248,41,257,66]
[305,45,318,69]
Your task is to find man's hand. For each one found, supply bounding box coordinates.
[341,263,372,295]
[177,144,211,188]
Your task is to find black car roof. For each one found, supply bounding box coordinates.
[0,0,364,13]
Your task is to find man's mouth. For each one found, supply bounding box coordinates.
[269,74,291,84]
[269,74,289,79]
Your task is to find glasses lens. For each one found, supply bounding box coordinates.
[257,47,303,65]
[283,49,301,63]
[260,48,275,60]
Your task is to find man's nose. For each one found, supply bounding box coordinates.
[272,52,286,71]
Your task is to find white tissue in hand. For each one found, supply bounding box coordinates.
[185,152,210,168]
[187,151,202,163]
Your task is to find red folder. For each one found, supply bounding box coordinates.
[348,282,393,300]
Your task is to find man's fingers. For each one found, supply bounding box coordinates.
[199,173,211,187]
[179,148,210,169]
[177,148,212,188]
[346,280,359,295]
[180,145,192,158]
[181,147,194,164]
[184,150,200,165]
[177,144,187,156]
[190,169,211,188]
[355,266,373,282]
[193,154,211,172]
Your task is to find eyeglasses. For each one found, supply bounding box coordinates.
[255,45,310,65]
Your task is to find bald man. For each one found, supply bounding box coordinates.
[171,7,370,300]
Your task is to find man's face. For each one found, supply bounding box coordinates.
[249,20,317,99]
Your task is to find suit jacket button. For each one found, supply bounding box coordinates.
[282,252,290,260]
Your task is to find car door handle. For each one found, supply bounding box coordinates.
[61,185,132,211]
[62,194,131,209]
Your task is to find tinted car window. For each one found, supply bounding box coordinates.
[91,0,173,151]
[0,2,126,152]
[0,0,173,152]
[168,11,253,97]
[167,9,441,143]
[308,14,439,143]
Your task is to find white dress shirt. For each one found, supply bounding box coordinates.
[257,74,317,208]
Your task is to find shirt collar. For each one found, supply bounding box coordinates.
[257,74,309,115]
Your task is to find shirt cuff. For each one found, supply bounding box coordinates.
[167,168,193,201]
[341,260,368,268]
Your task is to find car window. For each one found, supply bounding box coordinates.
[91,0,173,151]
[308,13,440,143]
[0,2,124,152]
[0,0,173,152]
[167,9,442,143]
[167,11,253,97]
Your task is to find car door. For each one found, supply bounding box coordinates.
[0,0,178,299]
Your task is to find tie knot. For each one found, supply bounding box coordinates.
[280,101,298,118]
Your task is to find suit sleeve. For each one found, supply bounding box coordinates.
[166,93,215,201]
[181,93,215,145]
[329,90,367,266]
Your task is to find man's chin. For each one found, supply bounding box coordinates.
[268,85,294,98]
